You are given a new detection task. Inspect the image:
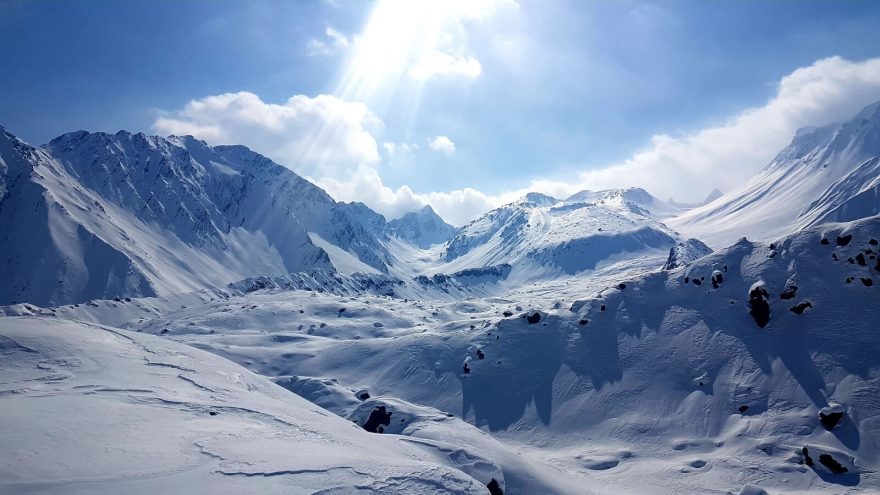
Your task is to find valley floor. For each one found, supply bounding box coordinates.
[2,219,880,494]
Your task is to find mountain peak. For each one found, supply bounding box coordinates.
[522,192,558,206]
[389,205,457,248]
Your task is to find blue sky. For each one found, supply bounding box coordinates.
[3,0,880,224]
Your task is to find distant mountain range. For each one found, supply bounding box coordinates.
[2,100,880,305]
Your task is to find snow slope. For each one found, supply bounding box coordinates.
[671,100,880,247]
[47,214,874,494]
[0,316,520,494]
[388,205,457,249]
[0,127,395,306]
[439,189,679,277]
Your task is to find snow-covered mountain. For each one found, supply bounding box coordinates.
[0,127,392,306]
[10,214,875,494]
[439,188,680,276]
[671,100,880,246]
[388,204,457,248]
[3,101,880,494]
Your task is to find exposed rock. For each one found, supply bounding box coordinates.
[684,276,690,283]
[463,363,471,374]
[819,403,845,430]
[870,238,878,246]
[362,405,392,433]
[820,238,830,245]
[356,390,371,401]
[855,253,867,266]
[487,478,504,495]
[748,284,771,328]
[600,305,606,311]
[711,270,723,289]
[861,277,873,287]
[738,405,749,413]
[832,253,838,261]
[502,311,513,317]
[617,283,627,290]
[819,454,848,474]
[692,278,702,286]
[526,312,541,324]
[662,238,713,270]
[802,446,813,467]
[837,234,853,246]
[476,349,485,360]
[578,319,589,326]
[780,285,798,300]
[789,301,813,314]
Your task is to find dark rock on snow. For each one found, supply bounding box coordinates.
[819,454,849,475]
[363,406,392,433]
[526,312,541,324]
[779,285,798,300]
[487,478,504,495]
[836,234,852,246]
[748,286,771,328]
[789,301,813,314]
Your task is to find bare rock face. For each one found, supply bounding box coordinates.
[819,403,845,430]
[789,301,813,314]
[362,405,392,433]
[819,454,849,474]
[748,284,771,328]
[780,285,798,300]
[837,234,853,246]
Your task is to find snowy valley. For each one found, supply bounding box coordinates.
[2,101,880,494]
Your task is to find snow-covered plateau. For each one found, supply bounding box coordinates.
[2,100,880,494]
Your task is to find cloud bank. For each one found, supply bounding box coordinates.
[153,92,381,177]
[153,56,880,226]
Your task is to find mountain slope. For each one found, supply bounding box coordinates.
[671,100,880,247]
[0,128,394,306]
[0,317,504,494]
[438,189,679,276]
[108,214,880,494]
[388,205,457,248]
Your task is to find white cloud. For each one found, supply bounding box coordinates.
[382,141,418,155]
[314,166,499,225]
[409,51,482,80]
[307,26,351,57]
[564,56,880,203]
[153,92,381,176]
[428,135,456,154]
[152,57,880,227]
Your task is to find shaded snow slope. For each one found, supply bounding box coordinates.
[0,317,515,495]
[671,100,880,247]
[81,215,880,494]
[388,205,457,249]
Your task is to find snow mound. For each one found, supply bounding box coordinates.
[0,317,495,494]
